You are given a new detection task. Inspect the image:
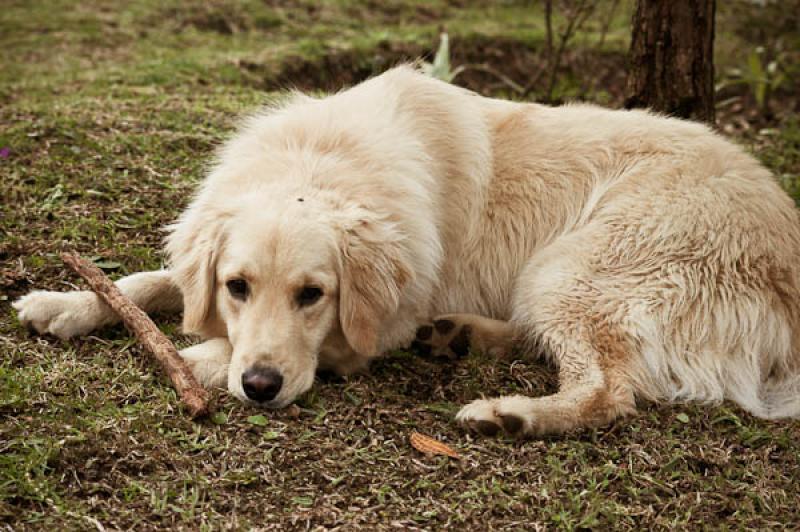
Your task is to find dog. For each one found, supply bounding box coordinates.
[14,66,800,437]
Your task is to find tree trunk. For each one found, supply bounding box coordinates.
[625,0,716,124]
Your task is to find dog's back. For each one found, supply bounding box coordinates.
[377,68,800,423]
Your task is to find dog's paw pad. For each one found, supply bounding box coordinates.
[457,399,529,438]
[412,316,473,360]
[456,399,499,434]
[410,339,432,357]
[473,419,501,437]
[448,325,472,358]
[498,413,524,435]
[433,319,455,335]
[415,325,433,341]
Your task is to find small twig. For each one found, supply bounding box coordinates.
[455,63,527,94]
[544,0,554,61]
[597,0,621,49]
[61,252,210,418]
[543,0,598,102]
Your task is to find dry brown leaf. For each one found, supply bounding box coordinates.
[410,431,460,459]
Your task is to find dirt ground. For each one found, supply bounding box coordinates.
[1,0,799,529]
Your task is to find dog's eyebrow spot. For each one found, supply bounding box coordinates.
[297,197,304,202]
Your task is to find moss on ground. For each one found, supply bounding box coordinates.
[1,0,799,529]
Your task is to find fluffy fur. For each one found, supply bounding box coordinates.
[15,66,800,436]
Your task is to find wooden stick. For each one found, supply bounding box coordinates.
[61,252,210,418]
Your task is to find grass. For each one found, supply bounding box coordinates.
[1,0,799,529]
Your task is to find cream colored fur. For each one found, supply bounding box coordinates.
[15,66,800,436]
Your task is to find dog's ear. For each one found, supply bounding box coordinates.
[338,213,413,358]
[165,200,228,337]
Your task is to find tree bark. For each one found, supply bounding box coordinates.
[625,0,716,124]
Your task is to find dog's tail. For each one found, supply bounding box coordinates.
[755,271,800,419]
[722,318,800,420]
[755,372,800,419]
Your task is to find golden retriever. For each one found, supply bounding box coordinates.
[14,66,800,437]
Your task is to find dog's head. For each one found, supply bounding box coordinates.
[166,186,412,407]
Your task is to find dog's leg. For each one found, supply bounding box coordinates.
[456,334,635,437]
[13,270,182,339]
[456,230,637,438]
[413,313,514,359]
[179,337,232,388]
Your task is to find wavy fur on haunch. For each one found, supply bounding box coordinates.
[16,66,800,435]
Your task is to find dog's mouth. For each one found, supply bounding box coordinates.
[241,395,293,409]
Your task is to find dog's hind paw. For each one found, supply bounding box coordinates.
[412,313,513,360]
[412,316,473,359]
[456,397,529,438]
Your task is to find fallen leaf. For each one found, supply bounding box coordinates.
[93,260,121,270]
[410,431,460,459]
[247,414,268,426]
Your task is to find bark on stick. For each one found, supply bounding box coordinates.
[61,252,210,418]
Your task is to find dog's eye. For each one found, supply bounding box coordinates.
[226,279,248,300]
[296,286,323,307]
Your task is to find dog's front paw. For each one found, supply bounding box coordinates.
[456,397,529,438]
[12,290,108,339]
[179,339,232,389]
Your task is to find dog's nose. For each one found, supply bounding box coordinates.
[242,366,283,402]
